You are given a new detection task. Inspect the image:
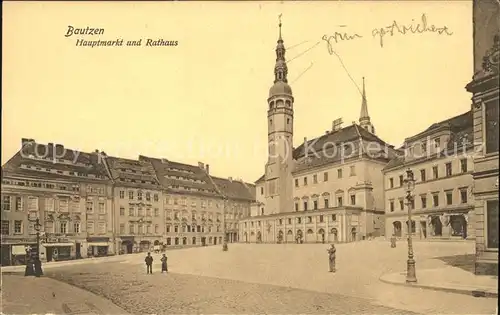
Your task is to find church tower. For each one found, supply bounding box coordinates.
[359,77,376,134]
[264,16,294,215]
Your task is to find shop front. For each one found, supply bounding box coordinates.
[0,238,37,266]
[120,236,134,254]
[41,237,75,262]
[87,237,111,257]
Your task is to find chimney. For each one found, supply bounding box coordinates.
[303,137,307,144]
[228,177,233,182]
[205,164,210,174]
[198,162,204,169]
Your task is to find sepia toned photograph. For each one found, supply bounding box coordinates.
[1,1,498,314]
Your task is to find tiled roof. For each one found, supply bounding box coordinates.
[2,140,110,181]
[139,156,220,197]
[211,176,256,201]
[256,124,398,180]
[384,111,473,171]
[105,156,161,189]
[413,111,472,139]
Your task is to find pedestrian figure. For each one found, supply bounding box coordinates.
[327,244,336,273]
[390,234,397,248]
[160,254,168,273]
[33,256,44,277]
[145,252,153,274]
[24,257,35,277]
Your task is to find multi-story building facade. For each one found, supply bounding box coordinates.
[465,0,499,275]
[239,22,399,244]
[1,142,255,265]
[211,176,254,242]
[383,112,476,240]
[104,156,164,254]
[140,157,254,247]
[1,139,113,265]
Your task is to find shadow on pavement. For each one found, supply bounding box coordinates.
[434,254,475,273]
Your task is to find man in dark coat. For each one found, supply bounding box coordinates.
[145,252,153,274]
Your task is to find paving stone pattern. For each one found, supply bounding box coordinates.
[46,262,419,315]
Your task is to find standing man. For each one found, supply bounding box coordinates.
[327,244,336,273]
[145,252,153,274]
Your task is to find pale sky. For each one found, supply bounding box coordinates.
[2,1,472,183]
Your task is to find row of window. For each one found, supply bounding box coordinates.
[293,194,355,211]
[119,223,225,235]
[389,188,469,212]
[259,167,357,195]
[165,174,204,184]
[0,220,81,235]
[294,167,356,189]
[388,159,468,189]
[2,179,81,192]
[119,190,160,202]
[245,214,337,228]
[19,163,107,179]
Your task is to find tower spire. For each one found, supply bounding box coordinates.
[274,14,288,83]
[359,77,369,120]
[359,77,376,134]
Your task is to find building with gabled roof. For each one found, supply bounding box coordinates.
[1,139,114,265]
[104,155,164,253]
[239,20,399,244]
[383,111,477,242]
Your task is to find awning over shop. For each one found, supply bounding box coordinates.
[87,242,109,247]
[42,243,74,247]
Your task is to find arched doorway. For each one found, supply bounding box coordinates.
[277,230,284,243]
[250,231,256,243]
[430,215,443,236]
[182,237,187,245]
[256,231,262,243]
[121,240,133,254]
[329,228,338,243]
[351,227,357,241]
[306,229,314,243]
[175,237,179,245]
[153,240,160,246]
[244,232,248,243]
[318,228,325,243]
[192,237,196,245]
[393,221,402,237]
[286,230,294,243]
[209,237,213,244]
[450,215,467,238]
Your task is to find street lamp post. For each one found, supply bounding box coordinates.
[34,218,42,257]
[404,168,417,283]
[222,197,228,251]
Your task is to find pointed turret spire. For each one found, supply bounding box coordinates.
[359,77,369,120]
[274,14,288,84]
[359,77,376,134]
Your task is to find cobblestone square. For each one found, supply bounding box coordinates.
[23,242,496,314]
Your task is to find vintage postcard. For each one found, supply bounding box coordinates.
[1,1,498,314]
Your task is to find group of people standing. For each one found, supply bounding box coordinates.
[24,256,44,277]
[144,252,168,274]
[144,245,337,274]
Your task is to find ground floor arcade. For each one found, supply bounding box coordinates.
[239,207,383,244]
